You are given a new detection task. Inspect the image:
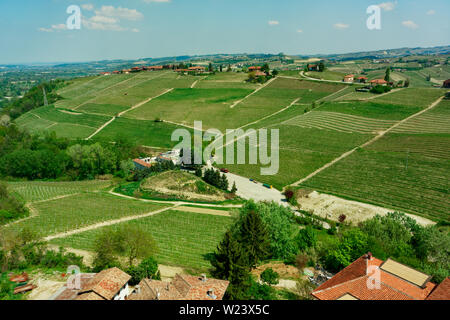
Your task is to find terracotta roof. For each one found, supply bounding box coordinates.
[52,273,96,300]
[312,254,437,300]
[344,74,354,78]
[76,267,131,300]
[370,79,388,84]
[253,71,267,76]
[357,76,368,79]
[133,158,153,168]
[248,66,261,70]
[188,66,205,70]
[129,274,229,300]
[426,277,450,300]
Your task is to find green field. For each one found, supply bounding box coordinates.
[371,88,445,108]
[7,180,112,202]
[51,210,234,270]
[3,192,170,237]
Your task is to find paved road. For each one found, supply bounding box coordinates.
[223,171,289,206]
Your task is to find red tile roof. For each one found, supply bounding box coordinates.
[370,79,388,84]
[133,158,153,168]
[248,66,261,71]
[426,277,450,300]
[129,274,229,300]
[76,267,131,300]
[312,254,437,300]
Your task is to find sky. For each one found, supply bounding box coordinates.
[0,0,449,64]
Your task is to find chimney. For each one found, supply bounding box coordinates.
[207,289,216,300]
[201,274,207,282]
[135,285,141,294]
[365,252,373,260]
[155,289,160,300]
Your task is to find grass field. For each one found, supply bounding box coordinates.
[50,210,234,270]
[3,192,170,237]
[6,180,112,202]
[371,88,445,108]
[93,117,191,148]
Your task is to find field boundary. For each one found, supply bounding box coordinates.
[229,77,277,108]
[289,95,445,187]
[43,204,179,241]
[85,88,174,140]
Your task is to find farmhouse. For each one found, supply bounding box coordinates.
[146,65,164,71]
[129,274,229,300]
[369,79,388,86]
[100,72,111,76]
[133,157,156,170]
[253,71,267,77]
[307,64,320,71]
[51,268,131,301]
[357,76,368,83]
[343,74,354,83]
[248,66,261,72]
[311,253,449,300]
[156,149,182,166]
[443,79,450,88]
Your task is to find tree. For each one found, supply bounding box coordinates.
[238,210,271,267]
[318,62,325,72]
[231,182,237,194]
[260,268,279,285]
[247,201,298,260]
[208,63,213,72]
[127,256,161,285]
[272,69,279,76]
[296,226,317,251]
[212,231,250,299]
[384,67,391,82]
[93,225,158,270]
[261,63,270,75]
[114,225,158,267]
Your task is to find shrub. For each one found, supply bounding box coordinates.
[260,268,280,285]
[295,226,317,251]
[338,214,346,223]
[295,253,309,270]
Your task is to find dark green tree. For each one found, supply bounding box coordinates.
[384,67,391,82]
[238,210,271,267]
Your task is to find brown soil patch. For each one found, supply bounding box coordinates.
[252,262,300,280]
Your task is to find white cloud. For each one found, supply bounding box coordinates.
[81,6,144,32]
[378,2,396,11]
[95,6,144,21]
[334,23,349,30]
[402,20,419,29]
[296,29,303,33]
[81,4,94,11]
[268,20,279,26]
[427,10,435,15]
[38,24,67,32]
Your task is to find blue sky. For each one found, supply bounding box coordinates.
[0,0,449,64]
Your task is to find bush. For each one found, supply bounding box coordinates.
[295,253,309,270]
[295,226,317,251]
[127,257,161,286]
[260,268,279,285]
[370,85,392,94]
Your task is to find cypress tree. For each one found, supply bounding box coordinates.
[238,210,271,268]
[211,230,249,283]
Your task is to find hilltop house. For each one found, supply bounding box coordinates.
[307,64,320,71]
[156,149,182,166]
[50,268,131,301]
[129,274,229,300]
[248,66,261,72]
[311,253,450,300]
[357,76,368,83]
[369,79,388,86]
[133,157,156,170]
[343,74,354,83]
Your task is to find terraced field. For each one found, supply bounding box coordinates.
[51,210,234,270]
[283,111,396,134]
[391,99,450,134]
[297,98,449,222]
